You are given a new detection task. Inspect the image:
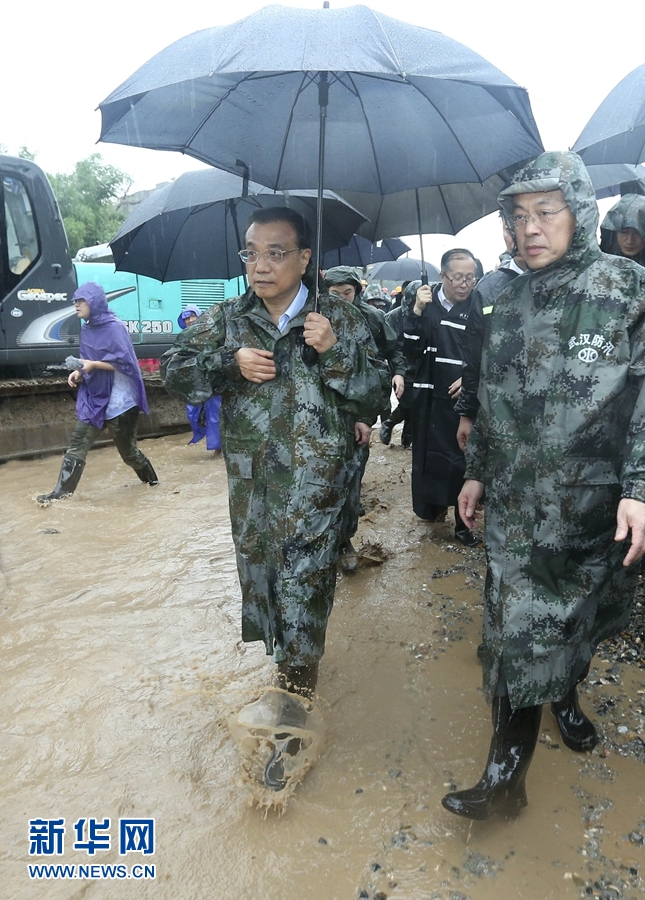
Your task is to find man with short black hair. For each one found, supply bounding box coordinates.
[162,209,390,788]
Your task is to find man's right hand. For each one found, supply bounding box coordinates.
[234,348,276,383]
[458,479,485,530]
[413,284,433,316]
[456,416,474,453]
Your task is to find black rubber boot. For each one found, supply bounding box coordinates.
[37,455,85,502]
[551,667,597,752]
[454,508,482,547]
[338,539,359,574]
[379,419,394,445]
[135,460,159,485]
[276,662,319,700]
[265,663,319,791]
[441,695,542,820]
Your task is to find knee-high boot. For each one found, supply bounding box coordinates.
[134,459,159,485]
[37,455,85,502]
[551,663,597,752]
[264,662,319,791]
[441,695,542,820]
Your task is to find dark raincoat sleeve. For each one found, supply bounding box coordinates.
[402,308,429,367]
[318,301,391,423]
[161,302,243,403]
[620,298,645,503]
[383,316,406,377]
[463,408,488,484]
[453,290,485,420]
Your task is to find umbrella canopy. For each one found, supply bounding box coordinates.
[109,168,367,282]
[573,64,645,166]
[337,174,509,242]
[98,4,543,196]
[586,163,645,200]
[368,258,440,284]
[321,236,409,269]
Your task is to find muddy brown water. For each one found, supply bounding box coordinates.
[2,432,644,900]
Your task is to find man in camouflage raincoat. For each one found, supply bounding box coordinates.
[442,151,645,821]
[162,209,390,700]
[323,265,405,572]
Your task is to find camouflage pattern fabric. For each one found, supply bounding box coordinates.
[161,288,390,666]
[467,151,645,708]
[340,294,404,542]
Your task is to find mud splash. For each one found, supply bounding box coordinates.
[228,688,325,813]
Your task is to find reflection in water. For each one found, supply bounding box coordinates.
[1,434,644,899]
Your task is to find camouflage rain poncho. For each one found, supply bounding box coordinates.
[467,151,645,708]
[161,287,390,666]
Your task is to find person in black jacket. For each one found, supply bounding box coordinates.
[403,249,478,545]
[380,281,415,447]
[454,217,527,452]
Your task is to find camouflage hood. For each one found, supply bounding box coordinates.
[400,279,423,315]
[498,151,601,294]
[323,266,363,295]
[600,194,645,262]
[601,194,645,238]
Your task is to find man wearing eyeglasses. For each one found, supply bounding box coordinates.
[403,248,479,545]
[442,151,645,822]
[162,207,389,788]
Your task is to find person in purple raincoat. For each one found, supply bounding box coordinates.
[37,283,158,502]
[178,306,222,455]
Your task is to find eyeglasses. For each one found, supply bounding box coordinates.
[509,206,569,229]
[238,247,302,265]
[442,273,477,287]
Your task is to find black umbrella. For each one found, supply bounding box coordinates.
[99,4,543,312]
[573,64,645,166]
[368,258,440,285]
[338,176,508,242]
[587,163,645,200]
[109,168,367,283]
[321,236,409,269]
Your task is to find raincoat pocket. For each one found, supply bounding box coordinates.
[557,458,621,543]
[225,452,254,480]
[288,456,348,544]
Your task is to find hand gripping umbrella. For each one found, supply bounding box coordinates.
[109,167,367,282]
[98,3,543,361]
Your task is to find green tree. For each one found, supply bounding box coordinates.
[48,154,133,256]
[18,146,37,161]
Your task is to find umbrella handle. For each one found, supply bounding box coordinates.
[302,344,319,366]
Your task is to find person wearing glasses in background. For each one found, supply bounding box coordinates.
[403,248,480,546]
[442,151,645,822]
[162,207,389,791]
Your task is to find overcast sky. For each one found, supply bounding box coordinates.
[2,0,643,269]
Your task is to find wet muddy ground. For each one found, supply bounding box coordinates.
[1,428,644,899]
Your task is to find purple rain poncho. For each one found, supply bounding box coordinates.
[73,282,149,428]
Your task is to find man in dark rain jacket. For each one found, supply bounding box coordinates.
[403,248,478,545]
[162,209,390,788]
[442,151,645,821]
